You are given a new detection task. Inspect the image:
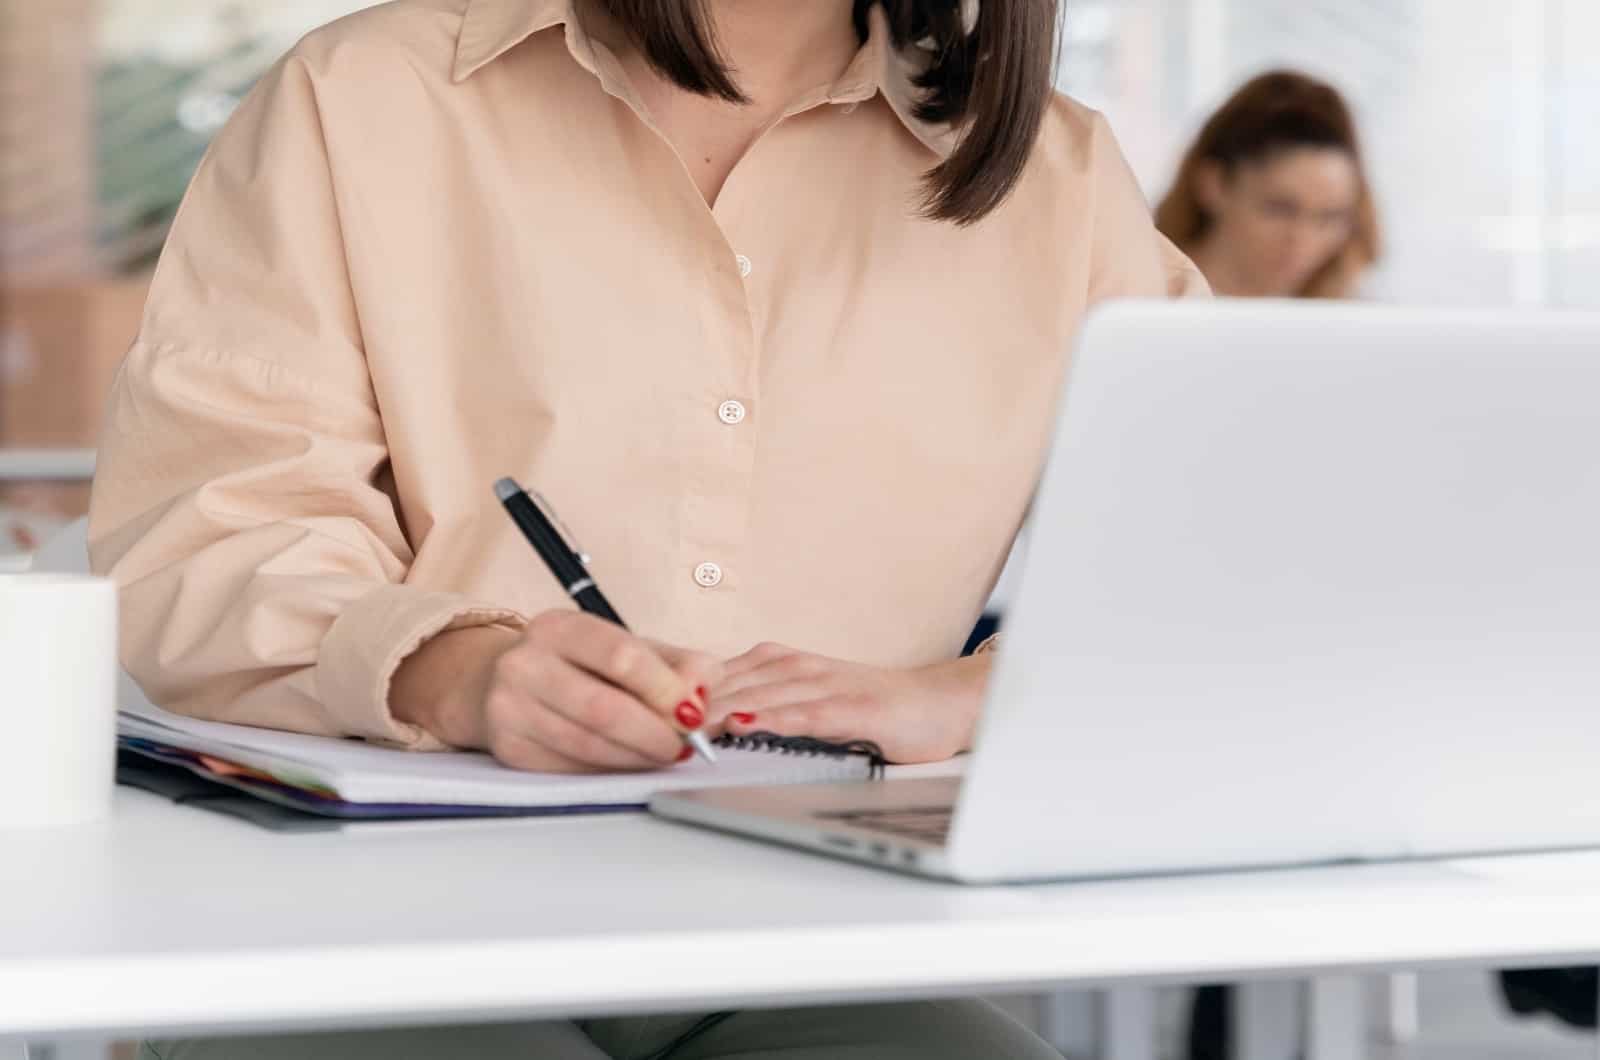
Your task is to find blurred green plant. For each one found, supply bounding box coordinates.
[96,34,275,272]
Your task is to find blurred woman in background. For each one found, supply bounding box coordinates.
[1157,69,1380,299]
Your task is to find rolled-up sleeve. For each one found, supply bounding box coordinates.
[88,54,522,747]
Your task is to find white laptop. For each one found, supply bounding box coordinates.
[651,301,1600,883]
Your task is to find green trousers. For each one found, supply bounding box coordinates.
[140,1000,1062,1059]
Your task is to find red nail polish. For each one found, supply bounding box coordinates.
[731,712,756,725]
[675,701,704,729]
[677,746,693,762]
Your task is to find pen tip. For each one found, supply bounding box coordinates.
[686,730,718,764]
[493,478,522,502]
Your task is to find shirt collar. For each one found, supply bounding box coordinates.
[453,0,568,82]
[452,0,957,159]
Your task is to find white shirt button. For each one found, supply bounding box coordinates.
[735,254,753,279]
[694,562,723,588]
[717,399,746,425]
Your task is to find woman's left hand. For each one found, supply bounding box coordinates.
[706,643,994,764]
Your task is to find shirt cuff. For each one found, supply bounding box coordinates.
[316,584,526,749]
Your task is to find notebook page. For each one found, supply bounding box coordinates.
[120,700,873,808]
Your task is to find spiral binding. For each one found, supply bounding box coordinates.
[713,730,887,778]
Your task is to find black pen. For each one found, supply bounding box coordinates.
[493,477,716,764]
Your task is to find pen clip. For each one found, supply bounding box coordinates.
[528,490,591,566]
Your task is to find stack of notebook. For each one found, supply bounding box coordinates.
[117,700,882,830]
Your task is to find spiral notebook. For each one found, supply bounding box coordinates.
[116,699,883,822]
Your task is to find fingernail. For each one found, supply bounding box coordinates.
[730,712,756,725]
[675,701,705,729]
[677,746,693,763]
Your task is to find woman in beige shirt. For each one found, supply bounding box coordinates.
[93,0,1201,1056]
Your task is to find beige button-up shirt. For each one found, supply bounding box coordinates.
[89,0,1205,749]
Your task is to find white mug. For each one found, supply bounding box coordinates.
[0,573,118,829]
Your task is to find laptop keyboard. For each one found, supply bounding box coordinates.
[818,806,953,844]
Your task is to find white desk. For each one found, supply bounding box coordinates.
[6,790,1600,1047]
[0,448,96,482]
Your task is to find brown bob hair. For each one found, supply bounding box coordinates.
[595,0,1059,225]
[1155,70,1381,298]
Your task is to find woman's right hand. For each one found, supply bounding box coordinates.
[390,611,720,773]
